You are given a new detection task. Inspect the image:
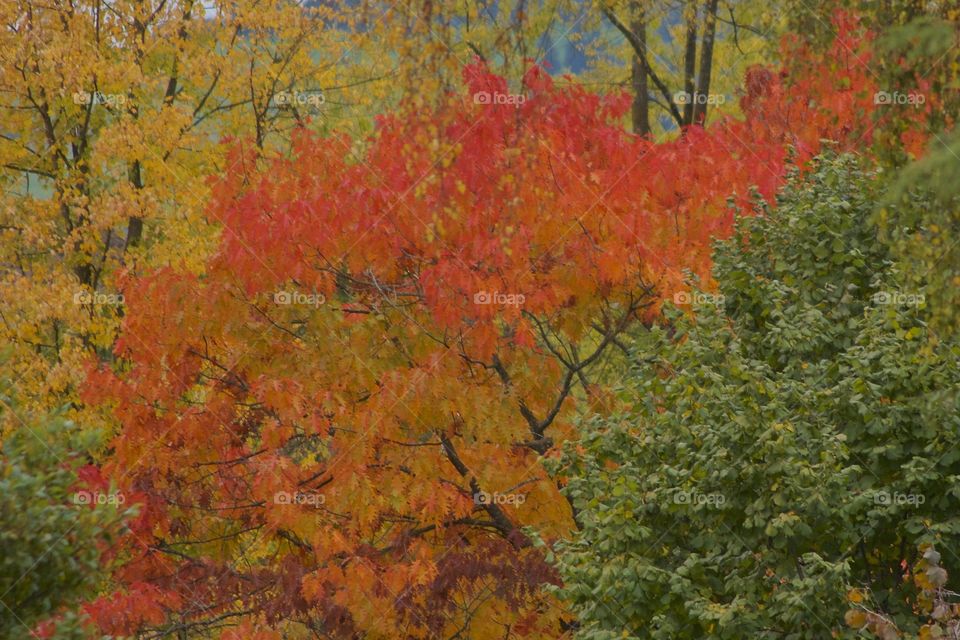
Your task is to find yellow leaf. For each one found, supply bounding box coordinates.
[845,609,867,629]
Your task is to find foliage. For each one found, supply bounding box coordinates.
[0,0,788,444]
[0,0,589,430]
[79,34,886,638]
[0,380,127,639]
[874,13,960,338]
[0,0,360,426]
[0,2,952,637]
[781,2,958,340]
[850,545,960,640]
[551,155,960,639]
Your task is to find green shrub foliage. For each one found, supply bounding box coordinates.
[551,156,960,639]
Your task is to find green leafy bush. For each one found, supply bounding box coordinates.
[0,382,126,640]
[551,155,960,639]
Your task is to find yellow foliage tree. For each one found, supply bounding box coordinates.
[0,0,388,425]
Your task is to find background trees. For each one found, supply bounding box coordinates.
[598,0,777,135]
[551,155,960,638]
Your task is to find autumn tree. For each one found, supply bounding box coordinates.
[79,18,900,634]
[0,0,767,433]
[0,0,383,427]
[2,0,582,422]
[0,0,801,449]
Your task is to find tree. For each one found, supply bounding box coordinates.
[0,0,374,425]
[0,0,588,431]
[82,26,892,635]
[0,0,881,428]
[0,379,127,639]
[0,0,759,436]
[551,154,960,639]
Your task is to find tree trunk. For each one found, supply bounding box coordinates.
[602,7,684,128]
[630,4,650,136]
[124,159,144,251]
[682,4,698,126]
[692,0,719,126]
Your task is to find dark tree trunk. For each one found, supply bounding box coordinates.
[630,3,650,136]
[682,4,698,126]
[125,159,144,251]
[692,0,719,126]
